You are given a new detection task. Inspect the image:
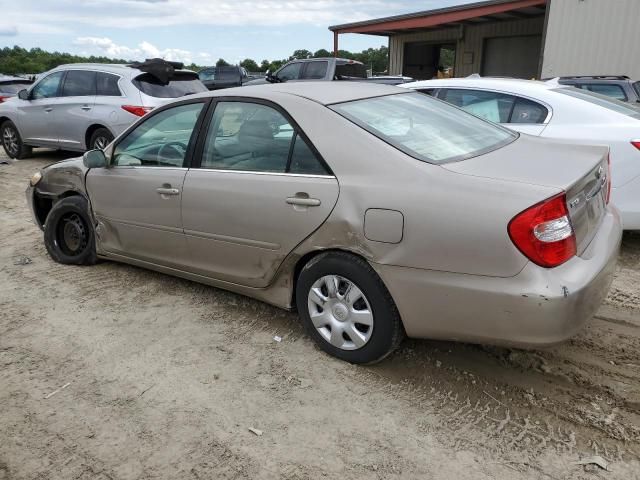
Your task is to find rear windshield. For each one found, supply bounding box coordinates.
[133,72,207,98]
[553,87,640,119]
[199,67,240,81]
[0,81,32,94]
[330,92,517,164]
[335,63,367,79]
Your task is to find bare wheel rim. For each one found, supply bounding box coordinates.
[2,126,19,156]
[56,213,88,256]
[93,136,109,150]
[307,275,374,351]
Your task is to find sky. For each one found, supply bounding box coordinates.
[0,0,477,65]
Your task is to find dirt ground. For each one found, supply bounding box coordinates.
[1,151,639,480]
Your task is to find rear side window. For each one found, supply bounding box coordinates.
[335,63,367,79]
[510,98,548,124]
[96,72,121,96]
[133,72,207,98]
[214,67,240,80]
[441,89,515,123]
[301,62,328,80]
[585,83,627,101]
[331,92,516,164]
[289,135,329,175]
[634,81,640,97]
[61,70,96,97]
[417,88,436,96]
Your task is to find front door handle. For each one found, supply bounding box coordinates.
[156,187,180,196]
[81,105,92,111]
[286,196,321,207]
[44,107,53,113]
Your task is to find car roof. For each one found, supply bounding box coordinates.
[404,77,562,94]
[50,63,197,76]
[0,75,31,83]
[190,81,410,105]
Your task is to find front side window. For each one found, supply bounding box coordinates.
[61,70,97,97]
[277,63,302,82]
[113,102,204,167]
[441,89,515,123]
[31,72,64,100]
[301,62,328,80]
[96,72,121,96]
[201,101,328,175]
[331,92,516,164]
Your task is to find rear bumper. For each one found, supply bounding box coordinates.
[373,208,622,347]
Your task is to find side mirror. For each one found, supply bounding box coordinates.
[83,149,107,169]
[265,70,279,83]
[18,89,29,100]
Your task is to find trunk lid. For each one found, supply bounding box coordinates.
[443,135,609,255]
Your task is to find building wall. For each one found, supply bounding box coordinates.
[389,16,545,78]
[542,0,640,78]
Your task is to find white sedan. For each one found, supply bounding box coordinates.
[401,77,640,229]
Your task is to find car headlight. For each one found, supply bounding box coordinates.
[29,171,42,187]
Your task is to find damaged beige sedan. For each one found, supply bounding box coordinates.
[27,83,622,363]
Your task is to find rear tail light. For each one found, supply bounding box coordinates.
[631,140,640,151]
[508,193,577,268]
[121,105,153,117]
[0,96,9,103]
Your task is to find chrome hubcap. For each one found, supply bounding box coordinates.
[307,275,374,351]
[2,126,19,156]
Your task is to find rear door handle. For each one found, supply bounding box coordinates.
[81,105,92,111]
[286,197,321,207]
[156,187,180,196]
[44,107,53,113]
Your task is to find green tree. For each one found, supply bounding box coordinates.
[313,49,332,58]
[239,58,259,72]
[216,58,230,67]
[290,49,312,60]
[259,59,270,72]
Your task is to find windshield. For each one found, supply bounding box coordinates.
[133,72,207,98]
[330,92,517,164]
[553,87,640,119]
[0,81,32,94]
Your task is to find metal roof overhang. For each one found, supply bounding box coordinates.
[329,0,548,36]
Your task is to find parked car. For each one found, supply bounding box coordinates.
[26,83,620,364]
[402,77,640,229]
[551,75,640,103]
[0,75,33,104]
[245,57,412,86]
[198,65,249,90]
[0,59,207,159]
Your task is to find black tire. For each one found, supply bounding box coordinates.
[44,196,97,265]
[296,251,404,364]
[89,128,114,151]
[1,120,32,159]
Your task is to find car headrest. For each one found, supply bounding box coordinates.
[238,120,274,141]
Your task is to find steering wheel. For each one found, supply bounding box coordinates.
[157,141,188,166]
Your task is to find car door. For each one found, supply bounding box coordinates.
[58,70,97,150]
[17,71,65,147]
[181,99,339,288]
[439,88,548,135]
[85,100,208,268]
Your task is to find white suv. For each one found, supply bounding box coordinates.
[0,59,207,158]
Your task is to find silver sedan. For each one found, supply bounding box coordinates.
[26,82,622,364]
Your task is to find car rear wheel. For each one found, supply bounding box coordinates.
[296,251,404,364]
[1,120,32,159]
[44,196,97,265]
[89,128,114,151]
